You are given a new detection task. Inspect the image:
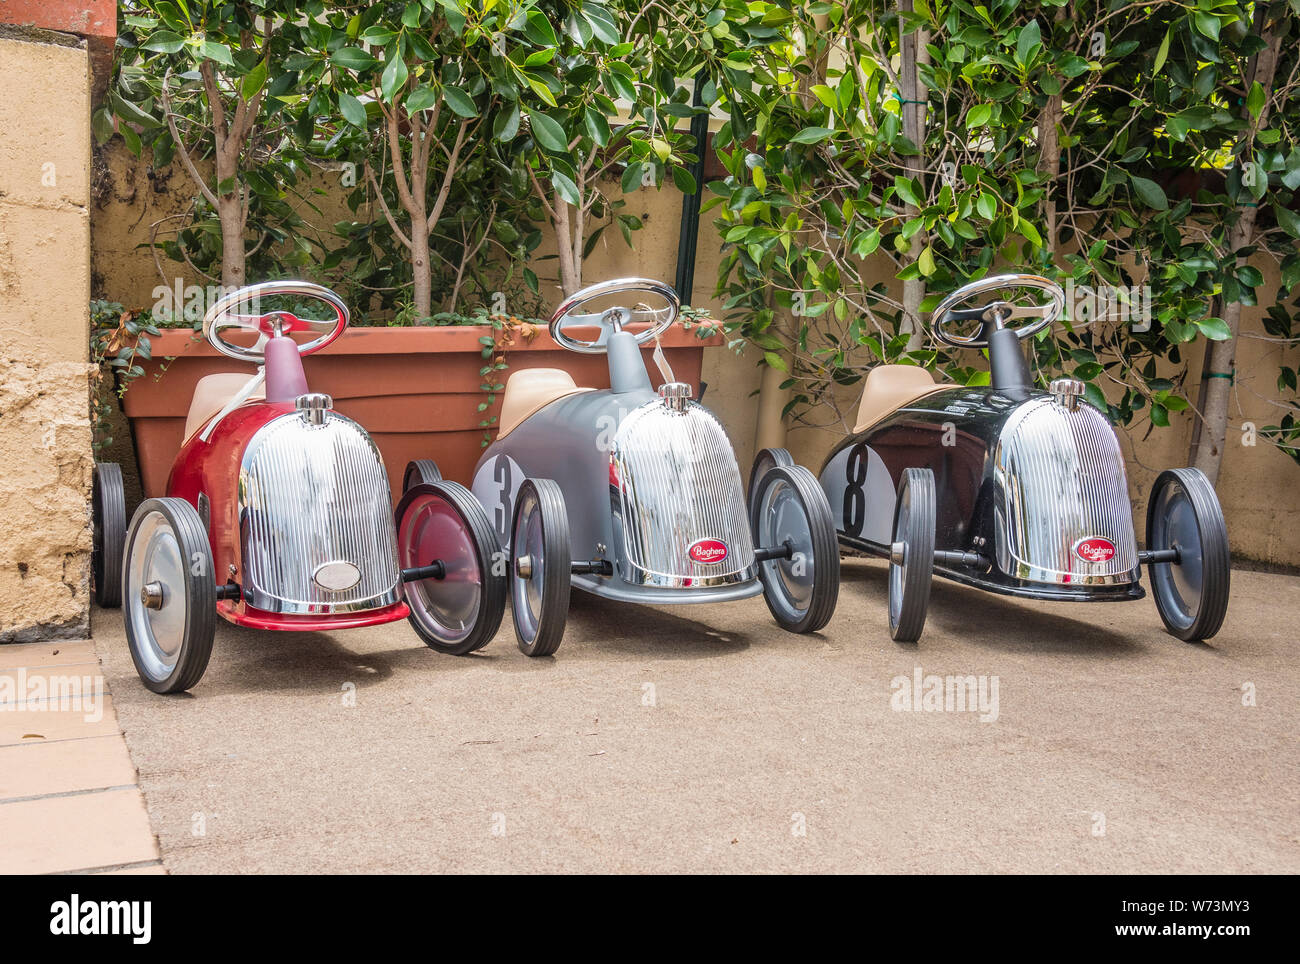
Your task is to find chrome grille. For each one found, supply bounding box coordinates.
[993,398,1139,585]
[610,400,755,587]
[238,412,400,613]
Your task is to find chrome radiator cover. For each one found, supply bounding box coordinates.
[610,400,756,588]
[238,412,401,614]
[993,398,1139,585]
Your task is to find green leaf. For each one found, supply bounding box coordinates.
[381,54,409,102]
[763,351,789,372]
[92,107,115,145]
[406,86,438,113]
[338,92,367,128]
[1246,81,1266,120]
[976,192,996,220]
[1274,203,1300,239]
[789,127,835,145]
[583,106,611,147]
[1153,29,1171,74]
[494,102,520,141]
[918,246,936,276]
[142,31,186,54]
[551,169,581,207]
[523,10,559,46]
[1016,20,1041,66]
[527,109,567,152]
[1150,403,1169,427]
[584,4,621,45]
[672,166,697,195]
[1193,12,1220,41]
[966,104,992,128]
[1195,317,1232,340]
[200,41,234,66]
[240,60,268,101]
[621,162,644,194]
[331,47,377,71]
[1129,175,1168,210]
[442,85,478,118]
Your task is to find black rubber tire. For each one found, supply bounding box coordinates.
[1146,467,1230,642]
[750,464,840,633]
[747,447,794,503]
[122,498,216,694]
[396,480,506,655]
[403,459,442,492]
[510,478,571,657]
[888,468,935,643]
[92,463,126,608]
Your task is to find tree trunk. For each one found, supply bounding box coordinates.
[217,195,245,290]
[899,6,929,344]
[553,197,580,297]
[411,224,432,319]
[1187,7,1287,483]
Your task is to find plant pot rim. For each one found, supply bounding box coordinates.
[144,323,724,356]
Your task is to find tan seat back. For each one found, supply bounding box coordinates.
[853,365,949,434]
[184,372,266,441]
[497,368,592,439]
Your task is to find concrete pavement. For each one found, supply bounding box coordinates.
[88,559,1299,873]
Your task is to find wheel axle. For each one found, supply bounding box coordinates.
[1138,547,1180,564]
[141,582,164,610]
[754,540,794,562]
[402,561,447,582]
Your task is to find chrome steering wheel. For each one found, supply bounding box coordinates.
[204,280,349,364]
[549,277,679,354]
[930,273,1064,349]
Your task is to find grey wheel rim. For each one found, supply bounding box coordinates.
[1151,479,1203,631]
[401,492,482,644]
[889,495,911,629]
[512,491,544,643]
[757,477,815,621]
[125,510,187,683]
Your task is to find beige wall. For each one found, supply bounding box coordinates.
[0,31,95,642]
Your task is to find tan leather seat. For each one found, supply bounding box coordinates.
[184,372,265,441]
[853,365,950,434]
[497,368,592,439]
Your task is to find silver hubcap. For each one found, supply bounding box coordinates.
[126,511,187,682]
[512,494,545,642]
[758,478,814,616]
[1152,481,1203,628]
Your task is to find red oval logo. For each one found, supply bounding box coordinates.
[1074,537,1117,563]
[688,538,729,565]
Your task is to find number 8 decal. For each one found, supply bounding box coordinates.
[843,444,867,537]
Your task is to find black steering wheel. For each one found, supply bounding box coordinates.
[930,273,1064,349]
[549,278,678,354]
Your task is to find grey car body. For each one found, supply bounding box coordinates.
[470,341,764,606]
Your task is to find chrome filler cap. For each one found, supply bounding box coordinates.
[295,392,333,426]
[1048,378,1085,411]
[658,381,693,412]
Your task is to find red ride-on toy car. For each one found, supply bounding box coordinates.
[95,281,506,693]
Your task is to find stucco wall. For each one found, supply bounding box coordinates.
[0,31,95,642]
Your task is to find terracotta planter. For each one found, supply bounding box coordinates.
[121,325,722,499]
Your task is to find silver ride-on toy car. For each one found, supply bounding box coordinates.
[437,277,839,656]
[816,273,1230,644]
